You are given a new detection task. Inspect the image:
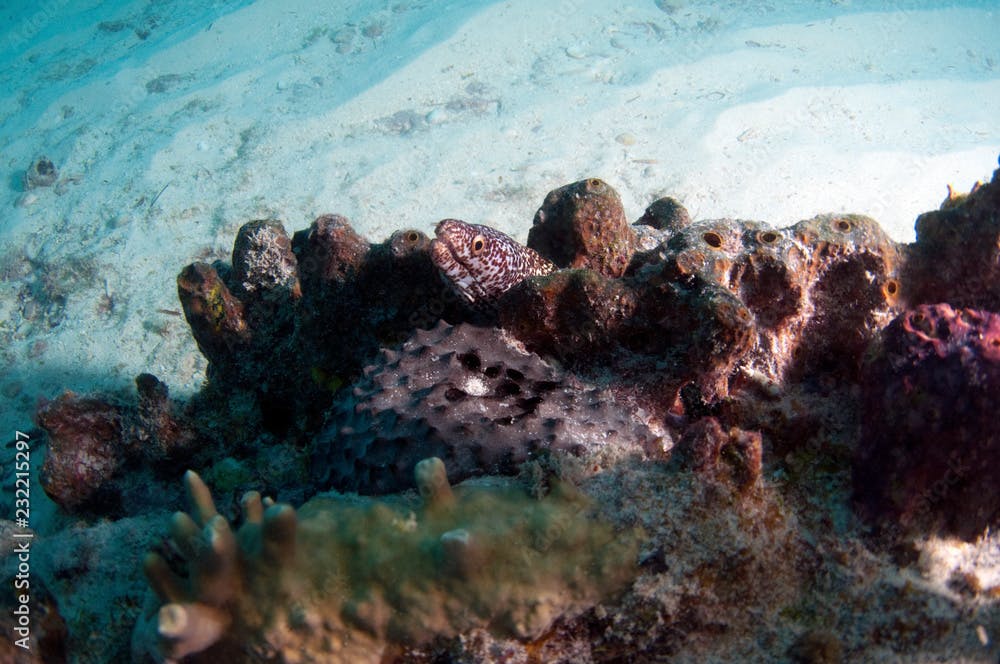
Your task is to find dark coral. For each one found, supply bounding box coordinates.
[312,321,662,494]
[231,218,302,302]
[174,215,470,447]
[903,163,1000,310]
[293,213,369,291]
[292,215,468,363]
[855,303,1000,540]
[176,262,250,374]
[130,373,196,460]
[528,177,637,278]
[497,262,757,413]
[497,268,639,365]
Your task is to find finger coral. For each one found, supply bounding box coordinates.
[132,459,640,663]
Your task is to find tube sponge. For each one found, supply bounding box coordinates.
[132,459,640,662]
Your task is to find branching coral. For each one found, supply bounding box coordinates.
[133,458,640,663]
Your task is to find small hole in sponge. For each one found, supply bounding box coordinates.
[702,231,724,249]
[459,352,481,372]
[445,387,465,401]
[506,368,525,381]
[484,365,501,379]
[882,279,900,299]
[757,230,779,245]
[834,219,852,233]
[495,380,522,397]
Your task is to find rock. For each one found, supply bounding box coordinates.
[37,392,124,511]
[23,156,58,189]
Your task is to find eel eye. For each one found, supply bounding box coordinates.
[471,235,486,254]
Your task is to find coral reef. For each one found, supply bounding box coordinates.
[133,459,640,663]
[313,321,664,494]
[27,160,1000,662]
[855,303,1000,539]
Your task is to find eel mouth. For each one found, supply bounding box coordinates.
[430,236,477,303]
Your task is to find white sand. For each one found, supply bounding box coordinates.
[0,0,998,434]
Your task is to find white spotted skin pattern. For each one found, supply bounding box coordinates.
[431,219,556,305]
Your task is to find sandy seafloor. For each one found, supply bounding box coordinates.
[0,0,998,518]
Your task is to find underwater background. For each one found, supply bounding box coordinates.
[2,0,1000,662]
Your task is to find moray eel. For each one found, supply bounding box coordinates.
[431,219,555,306]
